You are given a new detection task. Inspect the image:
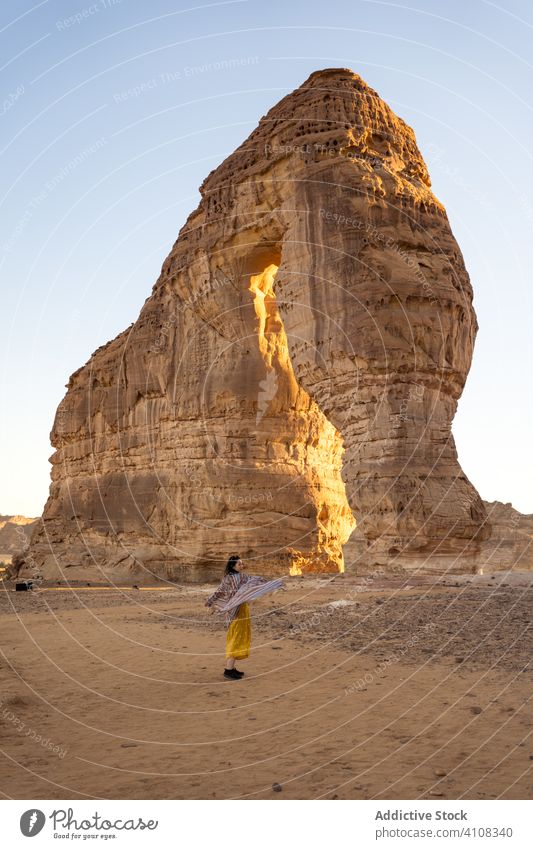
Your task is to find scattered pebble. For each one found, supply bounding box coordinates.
[272,782,282,792]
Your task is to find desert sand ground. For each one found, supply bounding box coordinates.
[0,571,531,800]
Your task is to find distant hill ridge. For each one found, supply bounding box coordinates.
[0,515,40,562]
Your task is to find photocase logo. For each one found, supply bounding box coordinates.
[256,367,278,424]
[20,809,46,836]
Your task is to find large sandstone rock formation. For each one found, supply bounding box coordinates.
[21,68,490,582]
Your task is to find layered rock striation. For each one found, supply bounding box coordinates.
[21,68,489,581]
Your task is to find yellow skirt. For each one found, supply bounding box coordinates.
[225,603,251,659]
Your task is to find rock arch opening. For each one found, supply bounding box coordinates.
[248,261,356,574]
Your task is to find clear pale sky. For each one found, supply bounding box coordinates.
[1,0,532,517]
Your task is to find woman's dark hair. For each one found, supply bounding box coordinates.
[225,554,241,575]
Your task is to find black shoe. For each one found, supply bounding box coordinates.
[233,668,244,677]
[223,668,241,680]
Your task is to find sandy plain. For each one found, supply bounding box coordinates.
[0,571,531,800]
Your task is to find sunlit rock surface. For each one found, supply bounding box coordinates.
[21,69,489,582]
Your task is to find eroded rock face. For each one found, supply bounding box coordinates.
[23,68,489,581]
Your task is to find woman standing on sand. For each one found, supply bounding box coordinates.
[205,554,284,680]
